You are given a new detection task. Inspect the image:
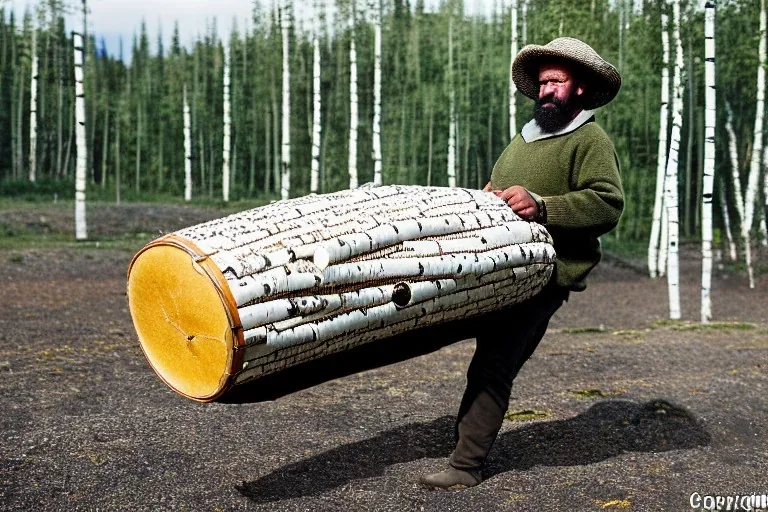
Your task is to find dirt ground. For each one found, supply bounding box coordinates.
[1,203,767,511]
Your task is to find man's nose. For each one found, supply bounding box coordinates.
[540,83,556,97]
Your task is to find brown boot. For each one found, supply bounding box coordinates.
[419,467,482,490]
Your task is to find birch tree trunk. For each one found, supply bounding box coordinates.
[348,1,359,190]
[648,4,670,278]
[222,44,231,203]
[701,0,716,323]
[73,32,87,240]
[310,0,322,194]
[508,0,518,140]
[743,0,766,289]
[725,102,746,245]
[521,0,527,45]
[280,0,292,201]
[447,16,457,188]
[29,27,38,183]
[719,182,737,261]
[664,0,685,319]
[184,84,192,202]
[372,0,383,186]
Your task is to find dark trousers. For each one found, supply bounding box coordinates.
[449,284,569,472]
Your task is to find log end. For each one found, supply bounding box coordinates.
[313,247,331,270]
[128,243,237,402]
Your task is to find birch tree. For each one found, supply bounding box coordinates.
[280,0,292,201]
[509,0,518,140]
[664,0,685,319]
[348,0,359,190]
[184,84,192,202]
[648,3,670,278]
[222,43,231,202]
[372,0,382,186]
[28,16,38,183]
[701,0,716,323]
[743,0,766,289]
[310,0,322,194]
[447,15,457,188]
[73,31,87,240]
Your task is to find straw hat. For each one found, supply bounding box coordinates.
[512,37,621,109]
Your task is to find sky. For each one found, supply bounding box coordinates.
[4,0,496,59]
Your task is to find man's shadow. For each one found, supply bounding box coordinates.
[235,399,711,503]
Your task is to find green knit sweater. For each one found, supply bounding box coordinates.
[490,120,624,291]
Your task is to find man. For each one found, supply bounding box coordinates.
[420,37,625,489]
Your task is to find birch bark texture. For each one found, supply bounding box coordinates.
[508,0,518,140]
[310,0,322,194]
[73,32,87,240]
[648,4,670,278]
[29,26,38,183]
[664,0,684,320]
[222,45,232,203]
[447,16,457,188]
[280,0,292,201]
[348,2,359,190]
[701,0,716,323]
[183,84,192,202]
[744,0,766,289]
[127,185,556,401]
[372,0,383,186]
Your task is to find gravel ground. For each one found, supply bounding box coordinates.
[0,203,767,511]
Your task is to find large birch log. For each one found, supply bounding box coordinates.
[127,185,555,402]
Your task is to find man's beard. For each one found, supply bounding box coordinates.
[533,95,581,133]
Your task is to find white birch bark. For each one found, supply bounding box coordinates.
[183,84,192,202]
[664,0,684,320]
[701,0,716,323]
[310,0,322,194]
[280,0,292,201]
[73,32,87,240]
[222,44,232,202]
[720,184,737,261]
[372,0,383,186]
[725,102,746,231]
[744,0,766,289]
[521,0,527,45]
[508,0,518,140]
[29,27,38,183]
[648,4,670,278]
[447,17,457,188]
[348,1,359,190]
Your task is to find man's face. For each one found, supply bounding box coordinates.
[533,63,585,133]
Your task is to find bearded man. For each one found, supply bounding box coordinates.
[420,37,625,489]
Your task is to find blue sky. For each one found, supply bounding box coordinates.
[4,0,497,58]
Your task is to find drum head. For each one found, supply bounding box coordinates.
[128,243,237,401]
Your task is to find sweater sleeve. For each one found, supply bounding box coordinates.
[540,130,624,237]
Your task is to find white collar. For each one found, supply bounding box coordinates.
[520,109,595,143]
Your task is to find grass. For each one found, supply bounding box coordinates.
[650,319,757,331]
[504,409,552,422]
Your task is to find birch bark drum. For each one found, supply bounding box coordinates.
[127,185,556,402]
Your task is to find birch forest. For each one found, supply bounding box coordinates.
[2,0,768,285]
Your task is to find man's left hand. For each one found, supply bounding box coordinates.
[494,186,540,221]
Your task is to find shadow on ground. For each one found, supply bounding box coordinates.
[236,399,711,503]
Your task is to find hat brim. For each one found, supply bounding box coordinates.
[512,45,621,109]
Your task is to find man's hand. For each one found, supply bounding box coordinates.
[496,186,540,221]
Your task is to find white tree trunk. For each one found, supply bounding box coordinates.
[743,0,766,289]
[447,17,457,188]
[521,0,527,45]
[664,0,684,320]
[184,84,192,202]
[29,27,38,183]
[222,45,232,202]
[701,0,716,323]
[508,0,518,140]
[310,0,322,194]
[372,0,383,186]
[280,0,292,201]
[719,184,737,261]
[648,5,670,278]
[348,2,359,190]
[73,32,87,240]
